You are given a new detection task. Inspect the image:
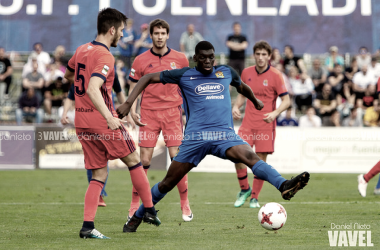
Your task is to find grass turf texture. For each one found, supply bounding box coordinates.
[1,170,379,249]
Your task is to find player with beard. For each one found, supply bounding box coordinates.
[64,8,159,239]
[232,40,290,208]
[126,19,193,223]
[117,41,310,232]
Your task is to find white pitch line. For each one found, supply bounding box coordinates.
[1,201,380,205]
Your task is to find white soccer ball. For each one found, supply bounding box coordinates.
[258,202,287,231]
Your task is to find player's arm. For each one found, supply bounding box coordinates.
[263,94,290,123]
[232,94,246,120]
[61,98,73,125]
[117,72,162,119]
[87,76,122,130]
[64,68,75,84]
[127,80,145,126]
[235,81,264,110]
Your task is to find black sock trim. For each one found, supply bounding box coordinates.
[128,162,142,171]
[143,165,150,169]
[90,179,105,185]
[82,221,94,230]
[238,175,248,180]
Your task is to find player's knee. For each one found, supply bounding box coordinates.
[140,157,151,167]
[244,151,261,166]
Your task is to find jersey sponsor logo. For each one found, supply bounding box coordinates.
[263,79,268,86]
[195,83,224,95]
[215,71,224,78]
[131,68,135,76]
[76,107,94,113]
[170,62,177,69]
[102,65,109,75]
[205,95,224,100]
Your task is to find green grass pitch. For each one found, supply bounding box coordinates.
[1,170,379,249]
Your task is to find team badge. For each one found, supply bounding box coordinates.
[170,62,177,69]
[102,65,109,75]
[263,79,268,86]
[131,68,135,76]
[215,71,224,78]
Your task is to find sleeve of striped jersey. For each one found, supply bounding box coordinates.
[227,65,241,87]
[68,84,75,100]
[160,68,188,85]
[112,69,122,93]
[275,71,288,96]
[128,56,141,82]
[91,52,113,82]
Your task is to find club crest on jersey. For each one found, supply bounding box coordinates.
[215,71,224,78]
[263,79,268,86]
[170,62,177,69]
[102,65,109,75]
[131,68,135,76]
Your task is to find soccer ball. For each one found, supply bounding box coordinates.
[258,202,287,231]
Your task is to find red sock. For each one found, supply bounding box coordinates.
[364,161,380,182]
[177,174,188,203]
[129,166,153,208]
[251,176,264,200]
[236,168,250,190]
[84,180,104,222]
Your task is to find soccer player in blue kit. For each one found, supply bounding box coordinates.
[117,41,310,232]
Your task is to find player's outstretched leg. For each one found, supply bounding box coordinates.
[226,144,310,200]
[358,161,380,197]
[123,161,194,232]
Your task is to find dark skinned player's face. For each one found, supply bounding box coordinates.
[194,49,215,75]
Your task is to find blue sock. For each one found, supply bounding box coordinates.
[87,165,108,197]
[135,182,167,218]
[251,160,286,190]
[376,175,380,189]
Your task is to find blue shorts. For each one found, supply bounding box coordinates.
[173,131,248,166]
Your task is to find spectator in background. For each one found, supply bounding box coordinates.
[180,23,204,65]
[363,105,380,127]
[288,66,314,112]
[353,64,376,103]
[283,45,307,75]
[0,47,13,100]
[362,85,378,108]
[118,18,136,70]
[115,59,127,92]
[309,58,327,94]
[15,87,43,125]
[324,110,341,127]
[44,62,64,88]
[356,46,371,70]
[32,42,51,75]
[44,76,69,115]
[345,58,359,82]
[226,22,248,75]
[22,52,46,77]
[368,57,380,80]
[299,106,322,127]
[277,106,298,126]
[52,45,68,71]
[342,107,363,127]
[274,63,292,96]
[270,47,283,66]
[22,61,44,103]
[328,64,347,103]
[134,23,153,56]
[313,83,337,125]
[325,46,344,73]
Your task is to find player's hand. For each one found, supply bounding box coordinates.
[232,106,241,120]
[107,116,123,130]
[124,114,136,130]
[263,111,277,123]
[131,112,147,127]
[61,115,70,125]
[254,99,264,110]
[116,102,131,119]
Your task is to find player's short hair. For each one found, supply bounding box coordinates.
[97,8,127,35]
[253,40,272,55]
[149,19,170,35]
[195,41,215,54]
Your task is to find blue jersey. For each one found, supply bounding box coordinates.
[160,65,241,136]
